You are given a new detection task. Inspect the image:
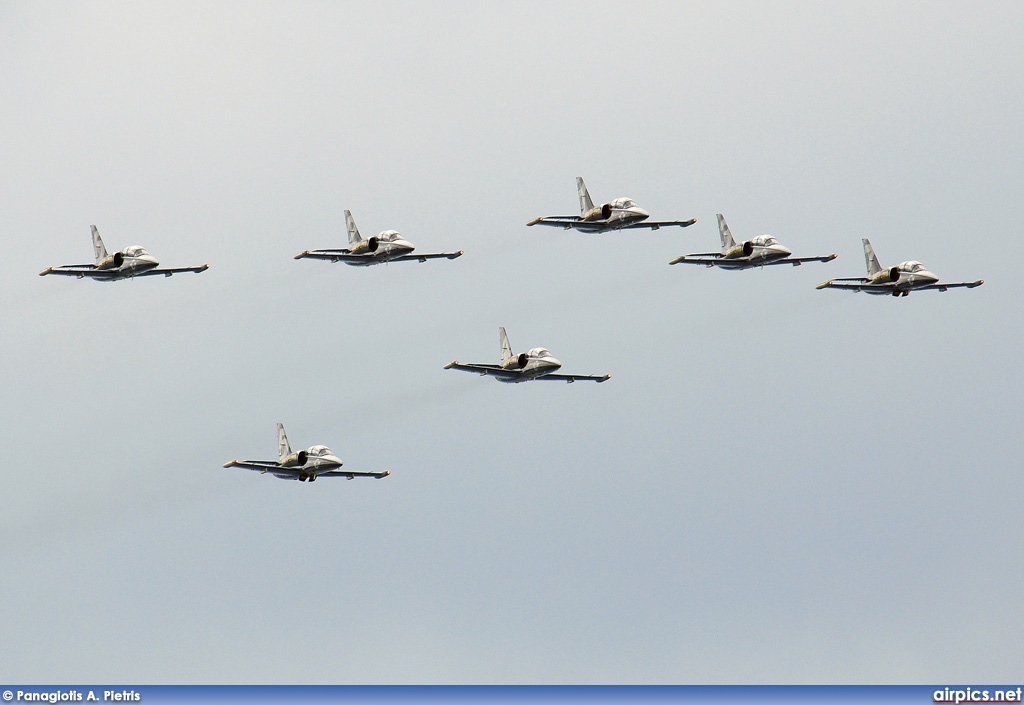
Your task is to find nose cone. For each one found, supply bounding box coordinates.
[319,454,344,469]
[775,244,793,257]
[918,270,939,284]
[544,356,562,372]
[138,254,160,268]
[631,206,650,219]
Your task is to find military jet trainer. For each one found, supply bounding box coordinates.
[444,327,611,384]
[39,225,209,281]
[294,210,463,266]
[669,214,837,269]
[816,238,983,297]
[526,177,696,232]
[223,423,390,482]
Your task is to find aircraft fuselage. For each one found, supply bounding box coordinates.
[497,349,563,382]
[572,200,651,232]
[274,445,344,481]
[88,246,161,280]
[714,239,794,269]
[863,261,940,295]
[343,234,416,266]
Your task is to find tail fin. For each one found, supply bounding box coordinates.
[862,238,882,276]
[277,423,292,462]
[499,327,514,365]
[91,225,108,263]
[344,210,362,246]
[717,214,737,250]
[576,177,594,215]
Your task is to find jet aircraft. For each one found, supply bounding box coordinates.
[294,210,463,266]
[223,423,391,482]
[526,177,696,232]
[444,327,611,383]
[669,214,837,269]
[39,225,209,280]
[816,239,983,296]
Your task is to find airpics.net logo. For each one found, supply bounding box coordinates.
[935,687,1023,703]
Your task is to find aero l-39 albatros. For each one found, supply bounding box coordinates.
[39,226,209,280]
[816,239,983,296]
[444,327,611,383]
[294,210,463,265]
[669,214,837,269]
[526,177,696,232]
[223,424,391,482]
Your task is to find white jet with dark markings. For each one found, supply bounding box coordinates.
[39,225,209,281]
[669,214,837,269]
[223,423,391,482]
[294,210,463,266]
[444,327,611,384]
[816,239,983,297]
[526,177,696,232]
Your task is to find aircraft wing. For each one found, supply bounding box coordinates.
[815,278,884,292]
[668,254,723,265]
[535,373,611,383]
[39,265,209,278]
[314,469,392,479]
[618,219,697,230]
[764,254,838,266]
[40,264,208,278]
[223,459,282,473]
[39,265,112,279]
[293,249,358,261]
[129,265,209,277]
[389,251,464,263]
[223,460,389,479]
[913,280,984,292]
[526,216,583,228]
[443,361,522,380]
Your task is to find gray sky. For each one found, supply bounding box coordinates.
[1,1,1022,684]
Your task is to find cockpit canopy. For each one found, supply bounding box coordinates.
[611,198,637,209]
[377,230,403,242]
[754,235,778,246]
[123,246,150,257]
[901,261,926,272]
[307,445,332,457]
[529,348,553,359]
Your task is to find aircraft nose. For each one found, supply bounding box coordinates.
[140,254,159,266]
[547,357,562,371]
[633,207,650,218]
[920,270,939,284]
[320,454,343,469]
[776,244,792,257]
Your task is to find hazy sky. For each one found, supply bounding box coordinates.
[2,1,1022,684]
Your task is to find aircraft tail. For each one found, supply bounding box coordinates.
[717,214,737,251]
[862,238,882,276]
[277,423,292,462]
[576,177,594,215]
[345,210,362,246]
[91,225,108,263]
[499,327,514,365]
